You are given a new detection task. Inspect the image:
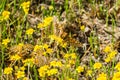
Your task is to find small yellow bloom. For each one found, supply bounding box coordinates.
[105,50,117,63]
[66,64,71,68]
[108,50,117,58]
[103,45,111,53]
[86,70,92,76]
[97,73,107,80]
[70,53,77,59]
[34,45,42,51]
[43,17,53,26]
[15,70,25,79]
[115,62,120,71]
[2,38,10,46]
[4,67,13,75]
[69,59,75,65]
[20,66,25,71]
[38,65,49,77]
[46,48,53,54]
[37,23,45,28]
[26,28,34,35]
[41,5,45,10]
[23,77,28,80]
[21,1,30,14]
[76,66,84,73]
[112,72,120,80]
[80,25,85,31]
[23,58,35,67]
[93,62,102,69]
[105,57,111,63]
[18,43,24,47]
[49,6,54,10]
[10,54,21,61]
[43,44,49,49]
[64,53,70,59]
[47,68,58,76]
[50,61,56,67]
[2,10,10,20]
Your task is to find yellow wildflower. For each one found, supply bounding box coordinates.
[76,66,84,73]
[49,6,54,10]
[34,45,42,51]
[2,38,10,46]
[26,28,34,35]
[69,59,75,65]
[4,67,13,75]
[86,70,92,76]
[37,23,45,28]
[46,48,53,54]
[21,1,30,14]
[10,54,21,61]
[103,45,111,53]
[14,66,18,70]
[18,43,24,47]
[60,42,67,48]
[41,5,45,10]
[115,62,120,71]
[47,68,58,76]
[43,44,49,49]
[68,78,74,80]
[43,16,53,26]
[80,25,85,32]
[23,77,28,80]
[93,62,102,69]
[23,58,35,67]
[38,65,49,77]
[50,61,57,67]
[64,53,70,59]
[97,72,107,80]
[15,70,25,79]
[50,61,63,67]
[2,10,10,20]
[66,64,71,68]
[20,66,25,71]
[105,50,117,63]
[112,72,120,80]
[105,57,111,63]
[70,53,77,59]
[108,50,117,58]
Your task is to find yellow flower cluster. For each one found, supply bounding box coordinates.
[80,25,85,32]
[93,62,102,69]
[2,38,10,46]
[50,61,63,67]
[103,45,112,53]
[86,70,92,76]
[1,10,10,21]
[10,54,21,61]
[21,1,30,15]
[47,68,58,76]
[115,62,120,71]
[97,73,107,80]
[4,67,13,75]
[49,6,54,10]
[15,70,25,79]
[64,53,77,59]
[34,45,42,51]
[76,66,84,73]
[105,50,117,63]
[37,16,53,28]
[38,65,49,77]
[26,28,34,35]
[112,72,120,80]
[23,58,35,67]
